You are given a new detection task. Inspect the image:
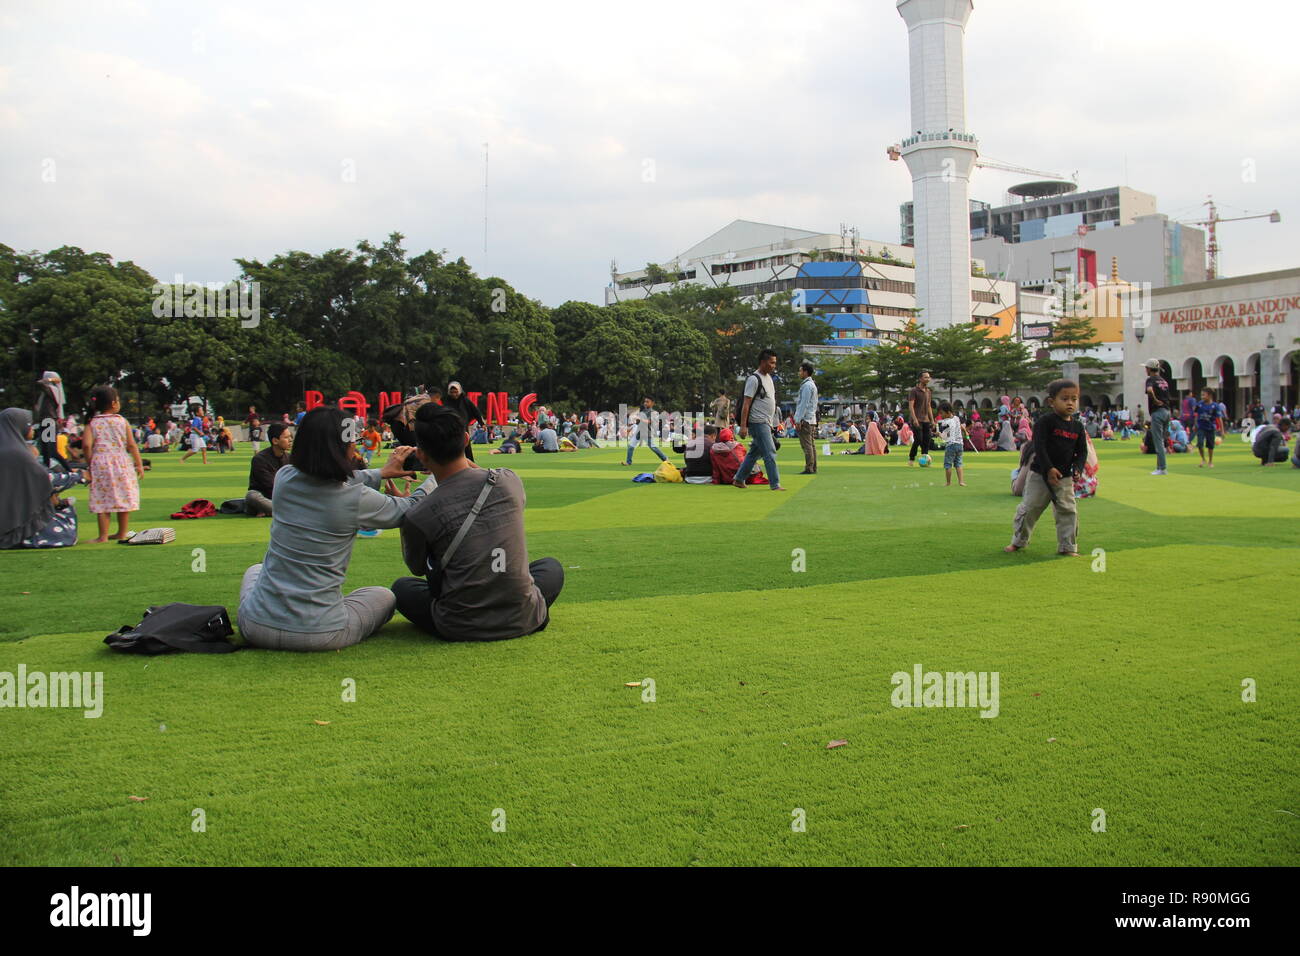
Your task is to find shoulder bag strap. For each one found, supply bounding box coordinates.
[440,469,499,571]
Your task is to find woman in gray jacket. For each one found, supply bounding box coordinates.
[238,405,436,651]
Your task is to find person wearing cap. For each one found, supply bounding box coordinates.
[1143,359,1173,476]
[443,381,485,462]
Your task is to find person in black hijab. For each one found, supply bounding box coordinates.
[0,408,84,549]
[443,381,484,462]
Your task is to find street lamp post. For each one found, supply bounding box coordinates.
[488,344,515,393]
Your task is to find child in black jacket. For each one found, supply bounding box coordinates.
[1004,379,1089,556]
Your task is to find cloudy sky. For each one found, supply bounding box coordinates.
[2,0,1297,306]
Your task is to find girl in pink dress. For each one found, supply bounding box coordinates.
[84,386,143,543]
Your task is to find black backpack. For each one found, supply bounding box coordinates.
[738,373,767,426]
[103,603,239,655]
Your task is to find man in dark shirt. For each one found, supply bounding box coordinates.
[392,404,563,641]
[244,423,292,516]
[682,423,718,482]
[1006,379,1088,556]
[1143,358,1173,476]
[907,370,935,465]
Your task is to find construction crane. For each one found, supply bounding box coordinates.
[972,156,1075,182]
[885,144,1073,183]
[1179,197,1281,280]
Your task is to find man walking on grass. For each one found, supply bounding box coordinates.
[907,370,934,466]
[795,360,819,475]
[622,397,669,467]
[733,348,785,491]
[1144,358,1173,476]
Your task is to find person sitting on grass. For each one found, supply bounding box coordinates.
[0,408,87,549]
[392,404,563,642]
[237,406,434,651]
[1252,416,1292,466]
[710,427,747,485]
[1168,417,1190,453]
[244,422,293,516]
[682,423,718,483]
[1004,379,1088,558]
[532,422,561,453]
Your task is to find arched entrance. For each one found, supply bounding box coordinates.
[1284,350,1300,412]
[1217,356,1238,419]
[1158,361,1176,400]
[1187,358,1206,401]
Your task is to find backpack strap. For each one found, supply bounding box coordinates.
[440,469,499,571]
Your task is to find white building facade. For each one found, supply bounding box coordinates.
[606,220,1016,353]
[1123,268,1300,420]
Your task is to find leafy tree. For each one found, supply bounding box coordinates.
[857,341,916,408]
[970,336,1048,400]
[10,268,151,405]
[1049,287,1109,382]
[921,323,990,401]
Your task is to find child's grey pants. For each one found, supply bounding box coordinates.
[1011,471,1078,553]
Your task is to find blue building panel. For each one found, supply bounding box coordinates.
[797,261,863,278]
[804,288,871,307]
[823,312,876,329]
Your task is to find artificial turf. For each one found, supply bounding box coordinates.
[1,436,1296,866]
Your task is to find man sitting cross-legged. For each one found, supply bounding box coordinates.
[244,422,293,516]
[392,404,563,641]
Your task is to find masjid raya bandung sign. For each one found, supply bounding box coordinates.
[1159,295,1297,334]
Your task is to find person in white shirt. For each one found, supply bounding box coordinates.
[794,360,819,474]
[937,401,967,487]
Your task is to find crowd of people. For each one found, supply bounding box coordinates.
[4,357,1297,653]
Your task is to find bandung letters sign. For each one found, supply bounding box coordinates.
[304,390,538,425]
[1158,295,1297,334]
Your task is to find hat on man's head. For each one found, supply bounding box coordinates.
[1143,358,1161,370]
[718,428,734,442]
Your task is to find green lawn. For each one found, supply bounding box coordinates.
[1,436,1297,866]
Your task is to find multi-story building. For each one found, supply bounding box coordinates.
[973,213,1206,291]
[606,219,1018,354]
[903,184,1158,245]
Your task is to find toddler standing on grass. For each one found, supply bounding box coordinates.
[361,419,382,465]
[937,401,966,487]
[1004,379,1088,557]
[83,385,143,543]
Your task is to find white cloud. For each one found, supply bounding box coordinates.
[0,0,1296,303]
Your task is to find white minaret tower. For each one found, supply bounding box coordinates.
[897,0,978,329]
